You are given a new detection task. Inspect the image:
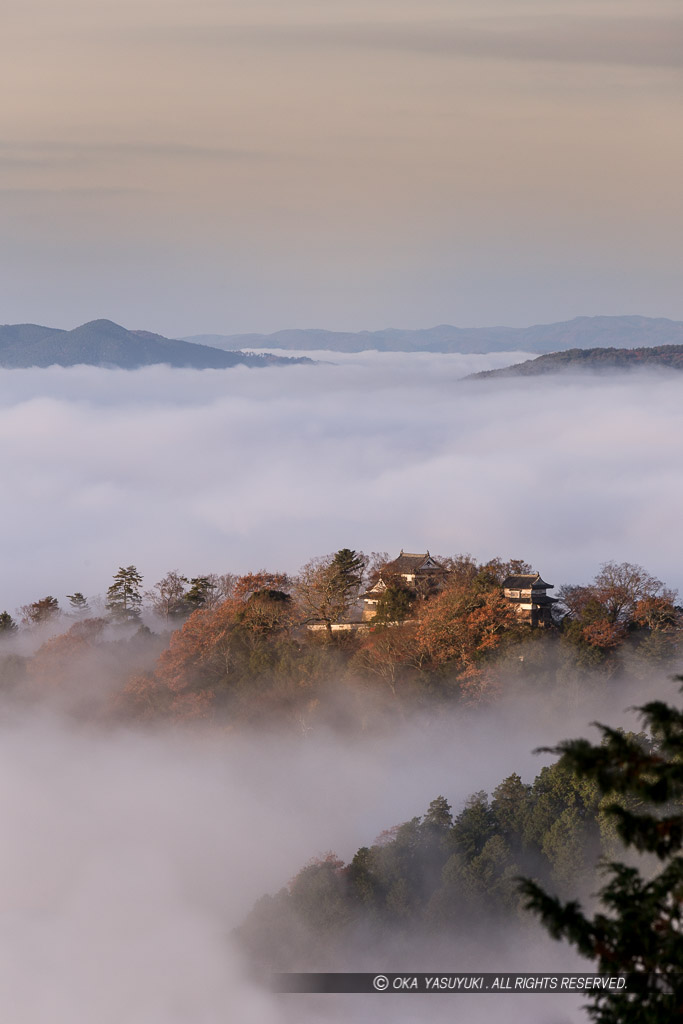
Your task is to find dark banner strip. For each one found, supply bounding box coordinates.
[271,972,664,994]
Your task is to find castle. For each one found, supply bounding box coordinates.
[362,552,557,626]
[501,572,557,627]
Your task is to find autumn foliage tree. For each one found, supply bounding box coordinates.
[559,562,680,671]
[233,571,291,602]
[120,584,298,721]
[352,622,419,697]
[416,571,521,676]
[27,618,108,690]
[20,595,60,626]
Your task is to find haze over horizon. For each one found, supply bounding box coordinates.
[2,353,682,613]
[2,0,682,336]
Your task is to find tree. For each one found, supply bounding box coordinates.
[352,623,419,696]
[331,548,366,601]
[423,795,453,829]
[128,587,299,722]
[20,596,59,626]
[416,575,520,673]
[593,561,668,625]
[519,686,683,1023]
[365,551,390,583]
[372,583,413,625]
[106,566,143,623]
[0,611,18,636]
[480,557,533,585]
[146,571,189,622]
[233,571,290,602]
[27,618,108,693]
[67,592,89,615]
[435,553,480,586]
[236,589,294,638]
[185,574,235,611]
[295,549,367,636]
[558,563,680,674]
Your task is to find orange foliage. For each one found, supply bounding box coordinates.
[457,664,503,707]
[233,572,291,602]
[416,586,519,671]
[119,590,296,723]
[581,618,626,650]
[27,618,107,690]
[353,625,417,694]
[167,689,215,721]
[156,599,243,693]
[633,597,679,633]
[116,672,168,719]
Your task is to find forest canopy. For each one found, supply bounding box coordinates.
[0,553,679,728]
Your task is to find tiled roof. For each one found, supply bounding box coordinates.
[381,551,445,574]
[503,573,554,590]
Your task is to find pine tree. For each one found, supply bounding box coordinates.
[106,566,143,623]
[373,583,413,625]
[0,611,18,636]
[67,592,89,614]
[330,548,366,605]
[519,683,683,1022]
[295,549,367,636]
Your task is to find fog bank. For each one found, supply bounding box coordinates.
[1,352,682,611]
[2,667,679,1022]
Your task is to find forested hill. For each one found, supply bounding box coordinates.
[184,315,683,354]
[0,319,311,369]
[467,345,683,379]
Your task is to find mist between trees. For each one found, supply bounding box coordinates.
[2,549,682,1024]
[0,551,680,729]
[238,766,611,972]
[239,687,683,1024]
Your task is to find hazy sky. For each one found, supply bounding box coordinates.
[1,0,682,335]
[2,355,682,612]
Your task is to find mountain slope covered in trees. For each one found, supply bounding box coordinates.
[240,689,683,1024]
[0,319,311,369]
[468,345,683,379]
[2,555,680,728]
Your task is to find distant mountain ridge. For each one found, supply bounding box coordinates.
[184,316,683,354]
[467,345,683,379]
[0,319,311,369]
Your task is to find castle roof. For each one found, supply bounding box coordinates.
[381,551,445,574]
[503,573,554,590]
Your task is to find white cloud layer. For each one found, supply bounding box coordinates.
[1,353,682,611]
[2,688,649,1023]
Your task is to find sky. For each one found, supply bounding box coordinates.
[1,0,682,336]
[2,353,682,612]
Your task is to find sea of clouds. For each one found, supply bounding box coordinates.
[3,689,647,1024]
[1,349,682,611]
[3,349,682,1022]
